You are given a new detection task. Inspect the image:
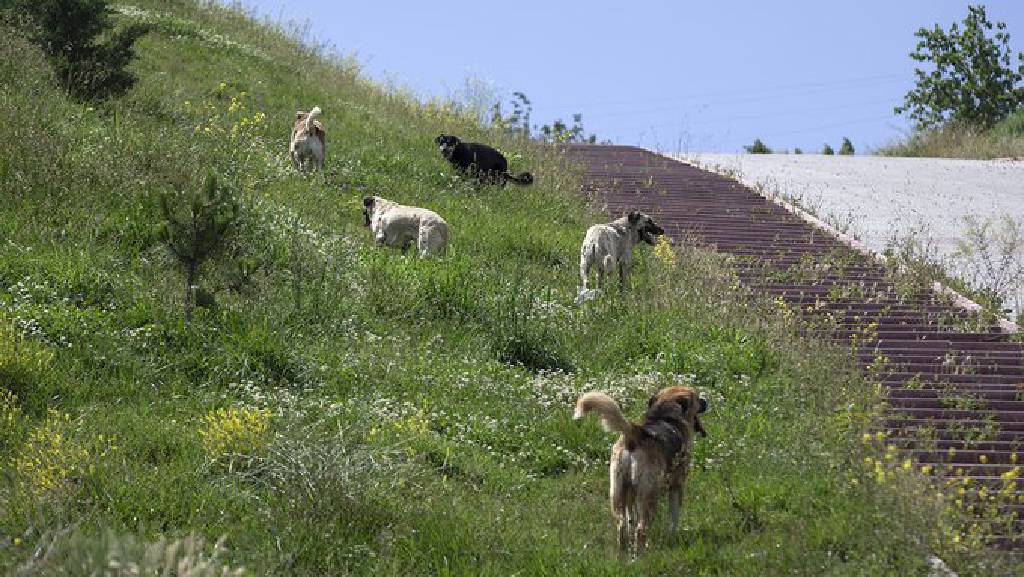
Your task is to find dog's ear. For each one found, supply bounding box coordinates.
[296,111,305,120]
[362,196,375,208]
[698,397,708,414]
[435,135,443,144]
[647,394,658,408]
[628,211,641,225]
[677,397,690,413]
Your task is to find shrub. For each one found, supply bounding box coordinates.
[822,143,835,155]
[540,112,597,144]
[7,0,150,101]
[12,410,116,500]
[839,137,855,155]
[157,173,240,325]
[744,138,772,154]
[199,406,272,471]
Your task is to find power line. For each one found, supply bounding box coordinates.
[600,97,899,133]
[536,72,908,111]
[581,77,909,119]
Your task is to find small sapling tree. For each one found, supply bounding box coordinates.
[822,143,835,155]
[158,173,239,325]
[839,137,855,155]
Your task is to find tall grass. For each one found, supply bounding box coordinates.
[0,2,1020,575]
[880,110,1024,159]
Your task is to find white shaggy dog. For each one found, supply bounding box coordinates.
[289,106,325,171]
[362,196,449,258]
[579,211,664,294]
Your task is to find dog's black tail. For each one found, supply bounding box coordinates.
[505,171,533,186]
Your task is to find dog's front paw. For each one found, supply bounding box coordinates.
[574,288,601,305]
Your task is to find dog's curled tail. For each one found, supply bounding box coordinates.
[506,172,533,186]
[305,106,322,130]
[574,392,637,438]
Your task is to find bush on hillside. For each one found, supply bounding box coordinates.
[839,137,855,155]
[6,0,149,101]
[744,138,772,154]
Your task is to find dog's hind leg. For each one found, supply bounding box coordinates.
[610,454,631,552]
[634,490,658,553]
[668,485,682,534]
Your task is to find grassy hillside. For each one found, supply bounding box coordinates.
[0,2,1019,575]
[879,110,1024,159]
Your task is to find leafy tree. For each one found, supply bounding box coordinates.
[7,0,149,101]
[158,173,239,325]
[839,137,855,155]
[895,5,1024,129]
[822,143,835,155]
[540,113,597,144]
[743,138,772,154]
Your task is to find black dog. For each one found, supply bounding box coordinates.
[435,134,533,186]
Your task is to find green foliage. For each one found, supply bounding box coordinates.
[490,91,532,138]
[822,143,835,155]
[896,4,1024,129]
[13,531,246,577]
[879,109,1024,158]
[487,287,573,373]
[0,2,1019,575]
[7,0,149,101]
[158,172,239,324]
[839,137,855,155]
[793,147,803,154]
[540,112,597,144]
[743,138,772,154]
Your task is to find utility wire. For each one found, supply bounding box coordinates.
[537,72,908,111]
[581,79,907,120]
[602,97,899,133]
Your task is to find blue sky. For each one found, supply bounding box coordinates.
[242,1,1024,153]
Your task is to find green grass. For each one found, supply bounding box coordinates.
[0,2,1021,575]
[880,110,1024,159]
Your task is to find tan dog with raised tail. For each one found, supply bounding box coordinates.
[289,106,325,171]
[574,386,707,553]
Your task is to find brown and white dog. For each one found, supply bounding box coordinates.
[362,195,449,258]
[289,106,325,171]
[574,386,708,553]
[579,211,664,295]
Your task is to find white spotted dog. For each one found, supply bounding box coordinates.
[362,196,449,258]
[578,211,664,299]
[289,106,325,171]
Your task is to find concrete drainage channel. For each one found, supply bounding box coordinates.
[566,144,1024,550]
